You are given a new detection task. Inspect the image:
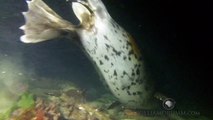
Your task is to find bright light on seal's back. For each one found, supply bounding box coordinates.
[20,0,157,109]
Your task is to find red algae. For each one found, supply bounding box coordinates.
[36,108,44,120]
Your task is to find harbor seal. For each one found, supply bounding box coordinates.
[20,0,156,109]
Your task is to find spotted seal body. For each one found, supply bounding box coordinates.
[20,0,154,108]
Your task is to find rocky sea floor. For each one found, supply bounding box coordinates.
[0,77,211,120]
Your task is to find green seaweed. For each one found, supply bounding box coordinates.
[0,103,17,120]
[17,93,35,109]
[0,93,35,120]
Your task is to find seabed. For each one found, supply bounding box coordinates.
[0,77,211,120]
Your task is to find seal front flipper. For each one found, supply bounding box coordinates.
[20,0,77,43]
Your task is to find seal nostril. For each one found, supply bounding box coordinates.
[60,31,69,36]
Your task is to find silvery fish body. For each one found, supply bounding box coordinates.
[20,0,155,108]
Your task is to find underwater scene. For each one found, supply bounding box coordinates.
[0,0,212,120]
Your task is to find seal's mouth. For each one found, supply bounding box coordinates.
[71,1,95,29]
[70,0,94,14]
[79,2,94,14]
[66,0,93,13]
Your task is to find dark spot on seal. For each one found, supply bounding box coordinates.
[128,50,134,56]
[111,63,114,66]
[127,91,131,95]
[113,70,117,76]
[112,47,122,56]
[99,60,103,65]
[116,24,120,29]
[103,35,108,40]
[131,82,136,85]
[136,68,140,75]
[123,56,127,60]
[105,44,110,51]
[116,87,119,90]
[133,92,136,95]
[126,41,132,46]
[127,86,130,90]
[128,57,131,61]
[123,71,127,75]
[122,33,127,37]
[131,72,135,76]
[126,45,129,50]
[114,30,118,33]
[111,22,116,28]
[121,86,126,90]
[104,55,109,61]
[118,94,120,96]
[137,91,142,95]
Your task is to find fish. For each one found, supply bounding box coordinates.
[20,0,156,109]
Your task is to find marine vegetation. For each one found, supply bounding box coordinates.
[0,77,210,120]
[17,93,35,109]
[0,93,34,120]
[8,90,113,120]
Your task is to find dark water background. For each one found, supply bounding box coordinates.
[0,0,212,118]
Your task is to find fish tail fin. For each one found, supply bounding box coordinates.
[20,0,76,43]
